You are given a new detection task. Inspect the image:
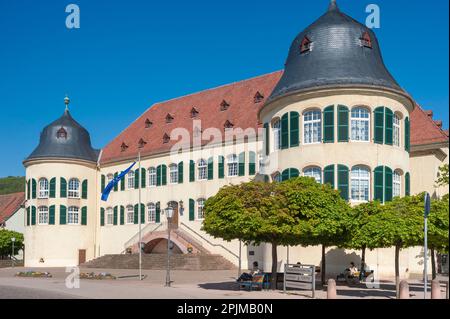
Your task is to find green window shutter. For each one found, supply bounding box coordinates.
[264,123,270,156]
[60,205,67,225]
[32,178,37,199]
[82,180,88,199]
[405,172,411,196]
[207,157,214,180]
[384,166,393,202]
[120,206,125,225]
[81,207,87,225]
[161,165,167,186]
[101,175,106,192]
[26,207,30,226]
[385,108,393,145]
[189,160,195,182]
[141,168,146,188]
[374,166,384,202]
[49,178,56,198]
[100,207,104,226]
[281,169,290,182]
[324,165,335,188]
[281,113,289,149]
[249,152,256,176]
[31,206,36,225]
[27,180,30,200]
[156,166,162,186]
[374,107,385,144]
[290,111,300,147]
[405,117,410,152]
[49,205,55,225]
[60,178,67,198]
[114,173,119,191]
[120,174,125,191]
[218,156,225,179]
[290,168,299,178]
[141,203,145,224]
[155,202,161,223]
[337,165,349,200]
[323,105,334,143]
[134,169,140,189]
[113,206,118,225]
[134,204,139,224]
[238,152,245,176]
[338,105,349,142]
[189,199,195,221]
[178,161,184,183]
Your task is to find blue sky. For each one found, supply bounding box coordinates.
[0,0,448,177]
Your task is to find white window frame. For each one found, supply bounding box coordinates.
[393,170,401,198]
[126,205,134,224]
[67,206,80,225]
[303,167,322,184]
[149,167,157,187]
[198,159,208,181]
[169,164,178,184]
[393,114,401,147]
[147,203,156,223]
[38,178,49,199]
[68,178,80,198]
[127,171,135,189]
[273,120,281,151]
[38,206,49,225]
[351,166,370,202]
[227,154,238,177]
[303,110,322,144]
[197,199,205,220]
[350,107,370,142]
[106,207,114,226]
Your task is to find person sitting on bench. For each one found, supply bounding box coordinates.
[237,261,261,282]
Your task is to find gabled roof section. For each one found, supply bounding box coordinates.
[0,192,25,224]
[410,105,449,147]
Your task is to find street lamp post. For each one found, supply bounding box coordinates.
[165,206,174,287]
[11,237,16,268]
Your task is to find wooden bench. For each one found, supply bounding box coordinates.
[238,274,270,291]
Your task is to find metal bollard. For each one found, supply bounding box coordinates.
[399,280,409,299]
[431,279,442,299]
[327,279,337,299]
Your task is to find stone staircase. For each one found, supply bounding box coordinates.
[81,253,236,271]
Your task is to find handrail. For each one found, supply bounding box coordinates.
[123,223,163,250]
[180,222,239,259]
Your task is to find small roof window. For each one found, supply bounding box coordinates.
[300,36,312,54]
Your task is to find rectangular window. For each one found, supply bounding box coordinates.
[198,160,208,180]
[106,208,114,225]
[68,179,80,198]
[351,108,370,142]
[149,168,157,187]
[126,206,134,224]
[169,165,178,184]
[197,199,205,220]
[38,206,49,225]
[38,179,49,199]
[351,167,370,202]
[148,204,156,223]
[127,172,135,189]
[67,206,79,225]
[393,171,401,198]
[228,155,238,177]
[393,115,400,147]
[303,111,322,144]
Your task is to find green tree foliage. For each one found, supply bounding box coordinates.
[0,229,24,258]
[436,164,449,187]
[428,195,449,279]
[0,176,25,195]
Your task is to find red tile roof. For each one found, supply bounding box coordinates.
[0,192,25,224]
[100,71,448,164]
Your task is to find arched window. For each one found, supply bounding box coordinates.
[169,164,178,184]
[68,178,80,198]
[197,199,205,220]
[198,159,208,180]
[67,206,80,224]
[38,178,49,198]
[303,110,322,144]
[127,171,135,189]
[126,205,134,224]
[393,114,401,147]
[273,173,282,182]
[106,207,113,225]
[351,166,370,202]
[147,203,156,223]
[304,167,322,184]
[38,206,49,225]
[148,167,157,187]
[227,154,238,177]
[393,170,402,198]
[351,107,370,142]
[273,119,281,151]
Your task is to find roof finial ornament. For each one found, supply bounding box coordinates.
[328,0,339,11]
[64,95,70,112]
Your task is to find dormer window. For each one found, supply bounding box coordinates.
[166,113,174,123]
[300,36,312,54]
[56,127,67,139]
[360,32,372,48]
[190,107,199,118]
[163,133,170,144]
[138,138,147,149]
[254,92,264,103]
[145,119,153,128]
[121,142,129,152]
[224,120,234,129]
[220,100,230,111]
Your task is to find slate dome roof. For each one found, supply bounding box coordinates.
[269,0,404,102]
[25,108,99,163]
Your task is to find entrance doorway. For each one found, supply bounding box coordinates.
[78,249,86,265]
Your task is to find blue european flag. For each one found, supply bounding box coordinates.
[101,162,137,202]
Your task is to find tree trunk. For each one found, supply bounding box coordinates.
[361,246,366,267]
[321,245,326,285]
[271,243,278,290]
[395,244,400,298]
[431,249,436,280]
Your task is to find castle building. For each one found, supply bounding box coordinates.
[23,1,448,277]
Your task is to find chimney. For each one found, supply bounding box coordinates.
[425,110,433,118]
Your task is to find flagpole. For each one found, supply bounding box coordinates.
[138,150,142,280]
